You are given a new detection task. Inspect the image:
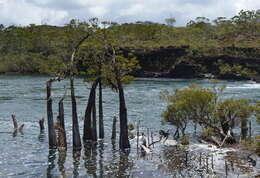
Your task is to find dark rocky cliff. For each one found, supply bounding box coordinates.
[123,46,260,81]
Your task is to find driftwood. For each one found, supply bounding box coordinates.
[201,130,233,148]
[219,130,232,147]
[148,129,170,147]
[11,114,24,137]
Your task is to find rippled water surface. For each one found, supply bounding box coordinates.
[0,75,259,177]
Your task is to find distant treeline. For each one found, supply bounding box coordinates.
[0,10,260,79]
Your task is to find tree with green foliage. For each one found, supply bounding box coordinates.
[165,17,176,27]
[161,82,259,145]
[82,18,108,142]
[105,47,139,150]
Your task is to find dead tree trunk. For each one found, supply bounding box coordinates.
[39,118,45,131]
[57,94,67,150]
[47,79,57,148]
[117,80,130,150]
[67,33,90,146]
[70,76,81,150]
[92,89,97,142]
[11,114,24,136]
[83,79,100,142]
[111,116,117,140]
[99,81,104,139]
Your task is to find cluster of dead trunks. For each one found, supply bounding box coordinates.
[43,34,130,152]
[45,75,129,152]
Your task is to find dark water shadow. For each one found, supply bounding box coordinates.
[38,130,45,142]
[46,149,57,177]
[98,140,104,178]
[104,140,133,178]
[84,142,98,177]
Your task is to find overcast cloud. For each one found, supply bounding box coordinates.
[0,0,260,26]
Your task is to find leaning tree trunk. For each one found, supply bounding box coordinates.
[66,33,90,145]
[70,76,81,150]
[46,79,57,148]
[99,81,104,139]
[117,80,130,150]
[92,89,97,142]
[83,79,100,142]
[68,34,91,149]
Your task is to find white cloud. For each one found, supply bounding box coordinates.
[0,0,68,25]
[0,0,260,26]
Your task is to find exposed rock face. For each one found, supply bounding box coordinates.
[126,46,260,80]
[166,61,199,78]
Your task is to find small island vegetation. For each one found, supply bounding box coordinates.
[161,80,260,155]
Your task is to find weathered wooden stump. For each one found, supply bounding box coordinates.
[111,116,117,140]
[11,114,24,137]
[39,118,45,131]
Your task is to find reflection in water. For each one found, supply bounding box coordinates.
[161,146,205,177]
[84,143,98,177]
[46,149,57,177]
[58,150,67,177]
[105,140,134,178]
[117,152,133,178]
[225,151,257,177]
[98,141,104,178]
[73,150,81,178]
[38,130,45,142]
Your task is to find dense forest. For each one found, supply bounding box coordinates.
[0,10,260,80]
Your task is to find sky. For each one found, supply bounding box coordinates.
[0,0,260,26]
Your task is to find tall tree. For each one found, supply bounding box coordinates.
[104,47,140,150]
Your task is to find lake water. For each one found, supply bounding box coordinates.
[0,75,259,177]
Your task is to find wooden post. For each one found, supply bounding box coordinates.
[111,116,117,140]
